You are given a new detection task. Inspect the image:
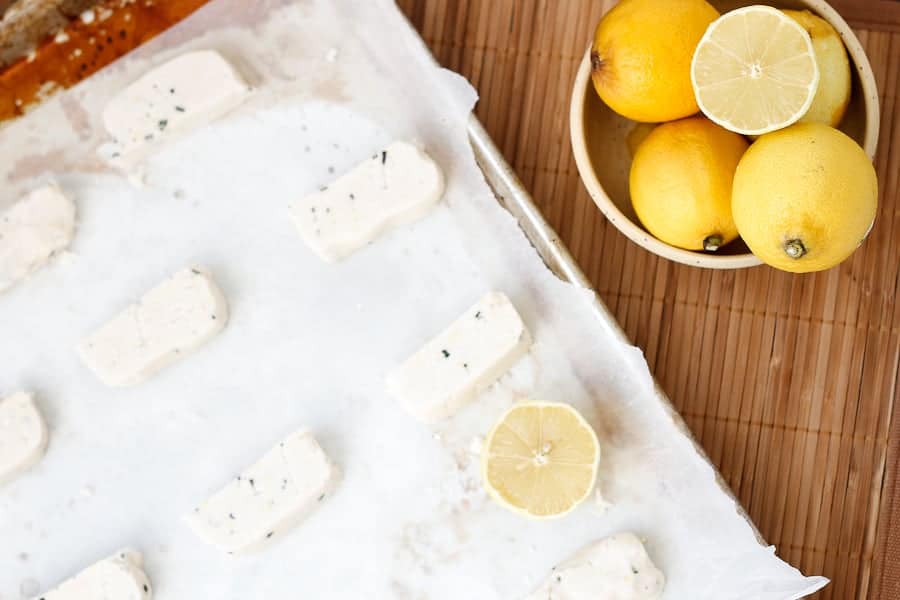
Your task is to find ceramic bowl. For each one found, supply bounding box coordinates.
[569,0,880,269]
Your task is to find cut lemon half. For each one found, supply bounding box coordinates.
[691,5,819,135]
[481,401,600,519]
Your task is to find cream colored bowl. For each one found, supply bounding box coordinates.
[570,0,880,269]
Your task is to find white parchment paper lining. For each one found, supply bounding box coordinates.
[0,0,827,598]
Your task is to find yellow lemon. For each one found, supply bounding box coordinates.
[591,0,718,122]
[481,402,599,519]
[732,123,877,273]
[629,117,748,252]
[691,5,819,135]
[785,9,852,127]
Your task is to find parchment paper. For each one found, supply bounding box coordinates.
[0,1,828,598]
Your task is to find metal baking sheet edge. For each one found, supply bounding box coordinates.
[466,117,767,546]
[394,1,768,545]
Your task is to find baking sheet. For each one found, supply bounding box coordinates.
[0,0,828,598]
[467,115,768,544]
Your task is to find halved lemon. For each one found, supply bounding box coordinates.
[691,5,819,135]
[481,401,600,519]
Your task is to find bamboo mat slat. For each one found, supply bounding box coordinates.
[396,2,900,598]
[829,0,900,33]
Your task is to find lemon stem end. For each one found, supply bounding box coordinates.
[703,234,723,252]
[784,239,808,259]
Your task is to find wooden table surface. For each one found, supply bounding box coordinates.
[396,1,900,598]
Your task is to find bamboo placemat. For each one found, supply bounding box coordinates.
[0,0,896,598]
[396,2,899,599]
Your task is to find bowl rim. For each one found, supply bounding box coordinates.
[805,0,880,159]
[569,0,880,270]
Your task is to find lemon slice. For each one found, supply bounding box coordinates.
[481,401,600,519]
[691,5,819,135]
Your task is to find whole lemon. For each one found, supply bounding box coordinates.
[732,123,877,273]
[630,117,748,251]
[785,9,852,127]
[591,0,718,122]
